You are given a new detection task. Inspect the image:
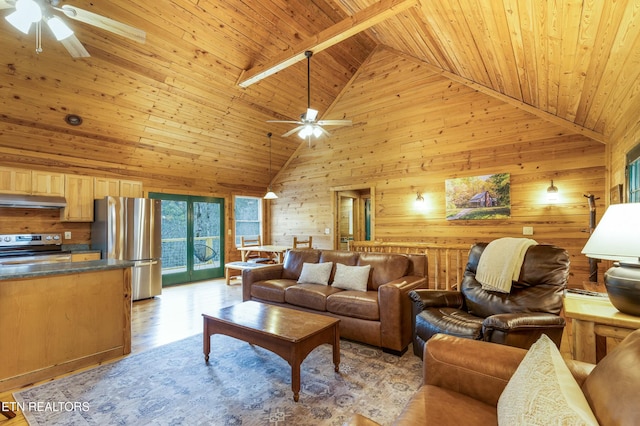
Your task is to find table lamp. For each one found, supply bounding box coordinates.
[581,203,640,316]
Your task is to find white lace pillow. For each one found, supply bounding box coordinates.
[331,263,371,291]
[497,334,599,426]
[297,262,333,285]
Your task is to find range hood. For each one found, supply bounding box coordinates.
[0,194,67,209]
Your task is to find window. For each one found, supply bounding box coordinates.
[234,196,262,246]
[627,144,640,203]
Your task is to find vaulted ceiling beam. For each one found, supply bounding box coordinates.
[237,0,418,88]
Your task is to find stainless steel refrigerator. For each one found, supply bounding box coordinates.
[92,196,162,300]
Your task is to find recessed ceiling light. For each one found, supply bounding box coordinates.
[64,114,82,126]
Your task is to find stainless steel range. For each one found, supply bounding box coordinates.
[0,233,72,266]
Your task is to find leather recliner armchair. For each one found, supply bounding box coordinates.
[409,242,569,358]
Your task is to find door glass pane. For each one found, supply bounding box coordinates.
[193,201,221,270]
[160,200,188,276]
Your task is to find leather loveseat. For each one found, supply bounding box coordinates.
[242,249,428,354]
[349,329,640,425]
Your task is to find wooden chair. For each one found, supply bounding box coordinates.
[293,236,313,249]
[240,236,272,263]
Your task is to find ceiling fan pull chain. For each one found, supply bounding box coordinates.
[35,20,43,54]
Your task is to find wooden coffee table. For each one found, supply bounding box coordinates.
[202,301,340,402]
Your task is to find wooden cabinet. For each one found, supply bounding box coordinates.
[31,171,65,196]
[71,252,102,262]
[94,177,143,199]
[119,179,143,197]
[94,177,121,199]
[0,166,31,194]
[0,267,132,392]
[61,175,94,222]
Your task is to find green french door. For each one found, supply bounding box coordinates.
[149,193,224,286]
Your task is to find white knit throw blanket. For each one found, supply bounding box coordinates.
[476,237,538,293]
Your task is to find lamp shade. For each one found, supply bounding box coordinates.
[5,11,33,34]
[263,190,277,200]
[581,203,640,265]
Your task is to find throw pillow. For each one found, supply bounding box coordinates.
[331,263,371,291]
[497,334,599,426]
[297,262,333,285]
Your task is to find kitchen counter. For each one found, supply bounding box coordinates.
[0,259,133,280]
[0,261,133,392]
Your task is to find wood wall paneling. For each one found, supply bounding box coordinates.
[270,49,606,287]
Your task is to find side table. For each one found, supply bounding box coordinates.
[564,293,640,363]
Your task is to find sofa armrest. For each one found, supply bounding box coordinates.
[409,289,465,311]
[241,264,284,301]
[378,276,427,352]
[482,312,566,348]
[424,333,526,406]
[565,359,595,387]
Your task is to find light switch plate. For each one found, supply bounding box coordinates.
[522,226,534,236]
[64,231,72,239]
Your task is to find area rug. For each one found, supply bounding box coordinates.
[14,334,422,425]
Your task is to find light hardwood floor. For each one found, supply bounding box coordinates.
[0,278,243,425]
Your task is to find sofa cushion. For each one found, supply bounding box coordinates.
[497,334,598,426]
[461,244,567,318]
[285,283,343,311]
[332,263,371,291]
[357,252,410,289]
[281,249,321,280]
[250,279,297,303]
[394,385,497,426]
[582,328,640,426]
[319,250,360,282]
[297,262,333,285]
[327,291,379,321]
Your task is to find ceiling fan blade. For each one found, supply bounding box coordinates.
[60,34,90,58]
[282,126,304,138]
[317,120,352,126]
[0,0,15,10]
[266,120,303,124]
[60,5,146,44]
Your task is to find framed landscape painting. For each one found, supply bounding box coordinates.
[445,173,511,220]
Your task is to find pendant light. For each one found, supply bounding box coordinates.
[264,132,278,199]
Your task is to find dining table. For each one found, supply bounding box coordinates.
[237,245,291,263]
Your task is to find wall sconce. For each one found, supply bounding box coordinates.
[414,192,427,211]
[546,180,559,203]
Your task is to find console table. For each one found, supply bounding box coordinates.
[564,293,640,363]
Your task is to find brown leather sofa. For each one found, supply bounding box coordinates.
[349,330,640,425]
[409,242,569,358]
[242,249,427,354]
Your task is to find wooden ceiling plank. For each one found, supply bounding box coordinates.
[583,1,640,134]
[571,0,624,127]
[555,0,588,120]
[238,0,418,87]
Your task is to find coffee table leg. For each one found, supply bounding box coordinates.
[291,361,301,402]
[333,326,340,372]
[203,317,211,363]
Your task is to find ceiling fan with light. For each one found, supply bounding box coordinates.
[1,0,145,58]
[268,50,351,143]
